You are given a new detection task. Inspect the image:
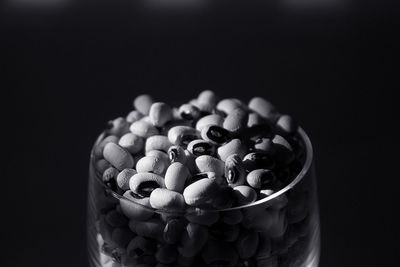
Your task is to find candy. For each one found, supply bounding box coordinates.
[103,143,134,171]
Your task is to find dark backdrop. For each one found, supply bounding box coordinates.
[2,1,398,266]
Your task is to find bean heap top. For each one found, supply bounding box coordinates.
[93,90,305,211]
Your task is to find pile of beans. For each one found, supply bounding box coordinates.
[91,90,310,267]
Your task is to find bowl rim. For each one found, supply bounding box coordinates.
[89,127,313,213]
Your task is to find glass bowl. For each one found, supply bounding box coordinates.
[87,127,320,267]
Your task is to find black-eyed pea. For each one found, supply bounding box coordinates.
[255,234,272,259]
[149,102,173,127]
[235,229,259,259]
[155,244,177,264]
[178,223,208,257]
[167,126,200,147]
[232,185,257,206]
[246,169,276,189]
[106,209,128,227]
[126,110,144,123]
[145,135,172,153]
[149,188,186,212]
[118,133,144,154]
[103,143,134,171]
[117,169,137,191]
[130,120,159,138]
[129,218,165,242]
[95,159,111,174]
[102,167,119,183]
[243,152,275,172]
[178,104,201,121]
[195,155,224,177]
[133,94,154,116]
[167,146,187,164]
[135,156,168,175]
[185,207,219,226]
[183,178,221,206]
[140,116,153,124]
[183,150,197,174]
[185,171,218,186]
[162,120,193,136]
[129,173,165,198]
[164,162,190,193]
[209,222,240,242]
[107,117,130,137]
[223,107,249,135]
[216,98,247,115]
[195,114,224,131]
[217,139,247,162]
[221,209,243,225]
[187,140,216,157]
[120,191,154,221]
[247,112,267,128]
[111,227,135,248]
[163,218,186,244]
[248,97,281,123]
[98,215,115,246]
[242,205,274,232]
[126,236,157,259]
[224,154,246,187]
[253,137,274,153]
[94,135,119,158]
[201,239,238,266]
[276,114,298,136]
[145,150,169,163]
[201,124,232,145]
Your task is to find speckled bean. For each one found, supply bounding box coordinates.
[130,120,159,138]
[149,102,173,127]
[149,188,186,212]
[135,156,169,175]
[217,139,247,161]
[195,155,224,177]
[144,135,172,153]
[118,133,144,154]
[133,94,154,116]
[129,173,165,198]
[195,114,224,131]
[232,185,257,205]
[164,162,190,193]
[224,154,246,187]
[103,142,134,171]
[116,168,137,190]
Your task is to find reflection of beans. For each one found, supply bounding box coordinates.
[272,135,295,166]
[103,142,134,171]
[201,239,238,266]
[95,159,111,173]
[236,229,259,259]
[224,154,246,187]
[218,139,247,162]
[119,190,154,221]
[130,173,165,198]
[165,162,190,193]
[163,218,186,244]
[221,209,243,225]
[135,156,169,176]
[195,155,224,177]
[134,94,154,116]
[111,227,134,248]
[105,209,128,227]
[209,222,240,242]
[149,188,186,212]
[178,223,208,257]
[145,135,172,153]
[185,207,219,226]
[195,114,224,131]
[266,209,288,238]
[156,244,178,264]
[126,236,156,258]
[129,218,165,242]
[233,185,257,206]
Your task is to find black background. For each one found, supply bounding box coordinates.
[2,1,398,266]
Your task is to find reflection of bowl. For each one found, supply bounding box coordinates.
[87,127,320,267]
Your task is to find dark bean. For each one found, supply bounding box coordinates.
[201,125,232,145]
[243,152,275,171]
